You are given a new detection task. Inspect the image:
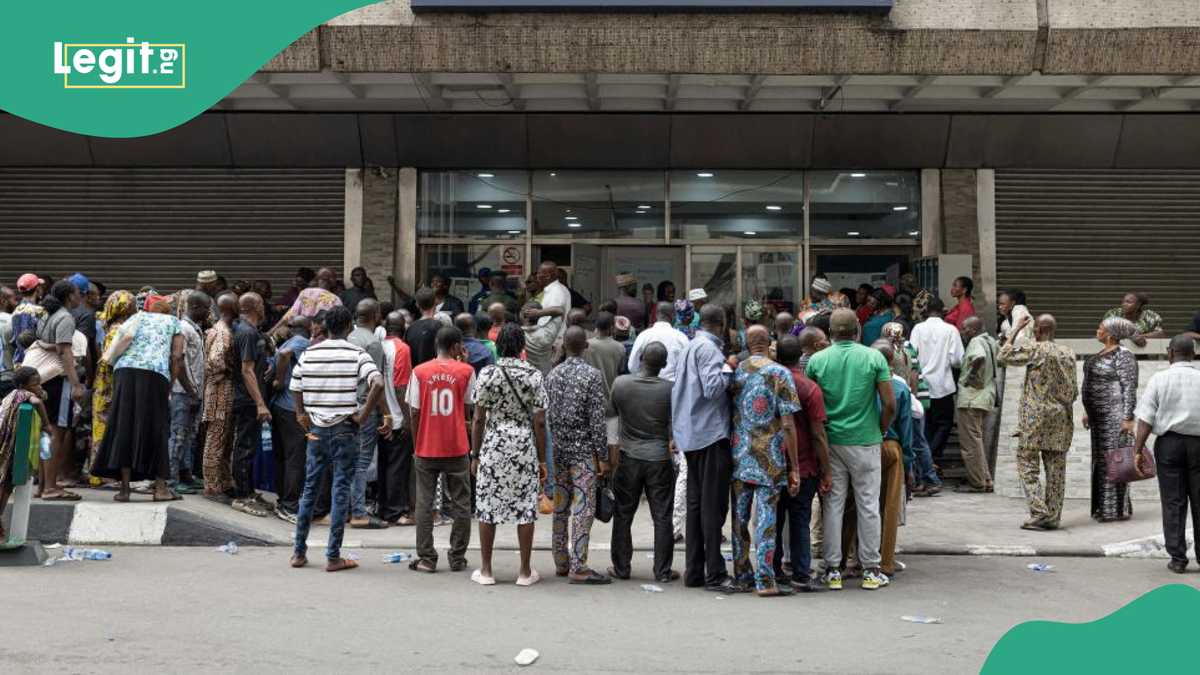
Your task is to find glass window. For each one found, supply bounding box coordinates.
[419,170,528,239]
[670,170,804,240]
[808,170,920,240]
[532,171,665,239]
[690,249,737,315]
[742,249,799,321]
[420,243,524,307]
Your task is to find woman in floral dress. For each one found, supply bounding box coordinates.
[469,322,548,586]
[1082,316,1139,522]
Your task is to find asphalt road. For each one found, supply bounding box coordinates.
[2,548,1195,674]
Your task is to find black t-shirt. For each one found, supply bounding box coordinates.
[405,318,443,367]
[231,319,269,408]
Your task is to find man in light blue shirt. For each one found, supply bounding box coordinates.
[671,303,739,594]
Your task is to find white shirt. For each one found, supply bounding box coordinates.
[1135,362,1200,437]
[539,280,572,339]
[627,321,691,382]
[1000,304,1034,346]
[909,316,964,399]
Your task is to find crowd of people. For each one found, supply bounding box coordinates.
[2,262,1200,586]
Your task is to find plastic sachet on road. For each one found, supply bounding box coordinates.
[382,552,413,563]
[900,615,943,624]
[216,542,239,555]
[45,547,113,566]
[1026,563,1055,572]
[514,648,539,666]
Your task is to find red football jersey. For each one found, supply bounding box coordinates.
[406,358,476,458]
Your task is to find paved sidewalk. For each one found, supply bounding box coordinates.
[17,486,1185,559]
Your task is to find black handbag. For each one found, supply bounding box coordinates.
[594,478,616,523]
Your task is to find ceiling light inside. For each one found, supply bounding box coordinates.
[696,172,715,178]
[893,205,909,211]
[497,209,511,213]
[565,216,579,221]
[847,231,861,236]
[908,230,920,236]
[507,230,523,234]
[638,205,652,209]
[744,231,757,236]
[851,172,867,178]
[568,223,582,228]
[476,173,495,178]
[477,204,493,209]
[765,205,782,211]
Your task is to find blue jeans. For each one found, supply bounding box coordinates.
[351,411,379,518]
[293,420,358,561]
[912,416,942,487]
[774,476,820,582]
[167,393,200,483]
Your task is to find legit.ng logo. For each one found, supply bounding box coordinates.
[53,37,185,89]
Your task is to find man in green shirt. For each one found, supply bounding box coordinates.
[956,316,999,492]
[805,309,895,591]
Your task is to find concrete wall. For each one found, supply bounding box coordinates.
[263,0,1200,75]
[940,169,980,282]
[360,167,400,293]
[993,339,1171,503]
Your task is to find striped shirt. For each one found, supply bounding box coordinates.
[289,338,382,427]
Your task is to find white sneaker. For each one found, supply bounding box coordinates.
[516,569,541,587]
[471,569,496,586]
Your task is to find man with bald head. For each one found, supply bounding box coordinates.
[544,325,610,584]
[805,308,895,591]
[455,312,495,374]
[796,327,829,372]
[956,316,999,492]
[347,298,390,528]
[730,324,802,596]
[998,313,1078,531]
[228,292,273,516]
[201,291,239,500]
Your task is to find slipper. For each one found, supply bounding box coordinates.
[408,559,437,574]
[325,558,359,572]
[516,569,541,587]
[349,516,389,530]
[231,499,270,518]
[113,492,131,503]
[392,515,416,526]
[203,492,234,506]
[655,570,682,583]
[153,491,183,502]
[42,491,82,501]
[471,569,497,586]
[290,554,308,569]
[569,569,612,585]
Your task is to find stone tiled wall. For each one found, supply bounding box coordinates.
[940,169,981,283]
[359,168,398,295]
[993,348,1167,502]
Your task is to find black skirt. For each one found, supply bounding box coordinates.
[91,368,170,481]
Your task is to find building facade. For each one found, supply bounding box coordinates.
[3,0,1200,335]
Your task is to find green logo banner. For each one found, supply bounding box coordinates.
[0,0,374,138]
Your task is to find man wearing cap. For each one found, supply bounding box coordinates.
[479,271,519,317]
[800,277,837,322]
[68,274,98,384]
[172,270,222,323]
[613,315,636,364]
[10,273,46,364]
[613,273,646,332]
[467,268,493,316]
[685,289,707,333]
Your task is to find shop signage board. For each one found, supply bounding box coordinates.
[412,1,893,12]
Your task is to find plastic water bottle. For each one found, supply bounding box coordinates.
[39,433,51,460]
[217,542,239,555]
[382,552,412,563]
[63,547,112,561]
[260,424,273,455]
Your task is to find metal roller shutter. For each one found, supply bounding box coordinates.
[995,169,1200,338]
[0,168,344,297]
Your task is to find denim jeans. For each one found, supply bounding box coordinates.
[167,393,201,483]
[351,411,379,518]
[293,420,358,561]
[774,476,820,582]
[912,416,942,487]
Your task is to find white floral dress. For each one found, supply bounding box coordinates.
[471,358,547,525]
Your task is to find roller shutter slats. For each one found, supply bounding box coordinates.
[996,169,1200,338]
[0,168,344,297]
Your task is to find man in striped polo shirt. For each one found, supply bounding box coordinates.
[288,305,387,572]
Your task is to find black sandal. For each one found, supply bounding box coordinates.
[569,569,612,585]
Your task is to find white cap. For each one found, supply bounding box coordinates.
[687,288,708,302]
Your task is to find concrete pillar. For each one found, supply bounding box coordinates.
[361,167,400,291]
[920,168,941,257]
[397,167,419,295]
[976,169,997,333]
[343,168,363,274]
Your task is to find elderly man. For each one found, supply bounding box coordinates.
[202,291,239,502]
[1133,335,1200,573]
[613,273,646,331]
[806,309,895,591]
[998,314,1078,531]
[627,301,691,382]
[956,316,999,492]
[800,277,836,321]
[730,325,802,597]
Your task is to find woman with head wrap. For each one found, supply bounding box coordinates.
[1081,316,1139,522]
[89,290,137,482]
[674,299,696,339]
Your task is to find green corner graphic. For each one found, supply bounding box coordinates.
[982,583,1200,674]
[0,0,375,138]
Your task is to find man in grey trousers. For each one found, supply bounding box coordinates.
[804,309,896,591]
